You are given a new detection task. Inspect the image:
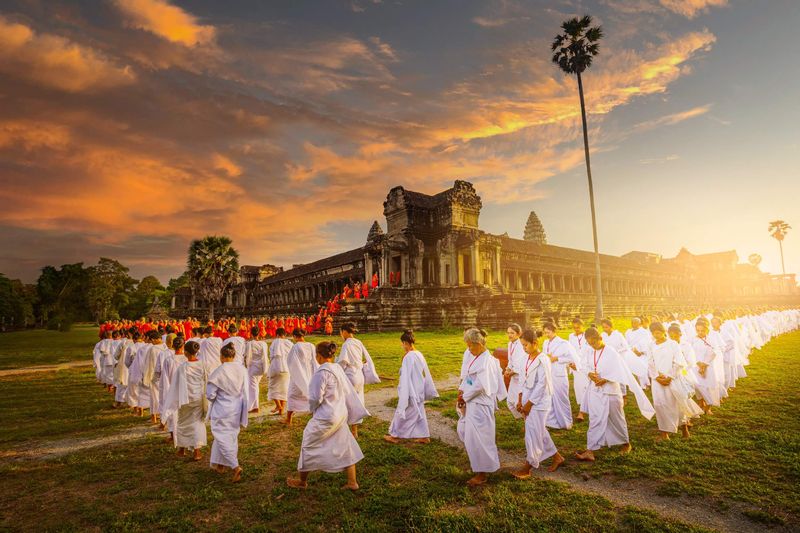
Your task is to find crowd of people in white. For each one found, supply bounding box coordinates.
[91,309,799,489]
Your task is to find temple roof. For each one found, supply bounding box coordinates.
[259,247,365,284]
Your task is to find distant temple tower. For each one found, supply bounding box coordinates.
[523,211,547,244]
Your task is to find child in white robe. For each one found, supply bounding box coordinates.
[127,335,152,417]
[337,321,380,438]
[112,331,132,408]
[244,327,269,413]
[601,318,649,392]
[207,343,249,483]
[568,318,590,421]
[198,327,223,374]
[384,329,438,444]
[163,340,207,461]
[646,323,702,440]
[267,328,292,415]
[502,323,525,419]
[159,337,188,440]
[456,327,507,486]
[690,318,721,413]
[285,329,318,426]
[142,331,167,424]
[575,327,655,462]
[512,329,564,478]
[542,322,579,430]
[287,341,370,491]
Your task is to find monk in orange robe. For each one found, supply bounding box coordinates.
[324,316,333,336]
[362,283,369,298]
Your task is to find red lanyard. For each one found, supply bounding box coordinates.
[525,356,536,375]
[593,347,605,371]
[509,341,518,360]
[576,334,583,348]
[467,353,481,373]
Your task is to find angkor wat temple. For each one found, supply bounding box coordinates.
[172,180,798,330]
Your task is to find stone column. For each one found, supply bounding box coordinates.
[494,246,502,285]
[471,243,480,286]
[364,254,373,286]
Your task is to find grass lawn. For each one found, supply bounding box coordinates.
[424,331,800,527]
[0,415,708,532]
[0,324,101,369]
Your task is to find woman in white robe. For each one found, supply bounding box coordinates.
[575,327,655,462]
[287,341,370,491]
[267,328,292,415]
[285,329,318,426]
[512,329,564,478]
[244,328,269,413]
[337,322,379,437]
[198,332,223,375]
[568,318,589,421]
[646,323,702,440]
[143,332,167,424]
[127,336,152,416]
[207,343,249,483]
[384,330,438,443]
[112,332,132,408]
[502,324,525,419]
[162,340,207,461]
[542,322,579,430]
[456,327,507,486]
[601,319,649,391]
[158,338,188,437]
[690,319,721,413]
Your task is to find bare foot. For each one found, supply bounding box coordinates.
[177,448,186,457]
[164,435,173,444]
[575,450,595,462]
[466,474,488,486]
[232,467,242,483]
[575,414,585,422]
[548,453,565,472]
[383,435,401,444]
[619,443,633,455]
[341,483,359,491]
[213,464,226,474]
[656,433,670,442]
[249,408,259,414]
[681,425,690,438]
[511,466,532,480]
[286,477,308,489]
[192,450,203,461]
[413,438,430,444]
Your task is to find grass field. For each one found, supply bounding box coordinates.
[0,320,796,530]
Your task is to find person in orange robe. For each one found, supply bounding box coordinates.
[389,272,395,286]
[183,319,192,339]
[324,316,333,336]
[315,315,322,331]
[300,318,307,331]
[259,319,267,338]
[362,283,369,299]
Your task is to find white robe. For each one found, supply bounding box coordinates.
[198,336,223,375]
[603,329,648,389]
[222,336,247,365]
[504,339,526,419]
[569,332,590,411]
[244,340,269,411]
[336,337,368,406]
[267,338,292,401]
[143,344,166,415]
[647,340,701,433]
[158,352,187,429]
[113,338,132,403]
[162,360,207,449]
[690,336,721,406]
[388,350,438,439]
[543,336,579,429]
[298,363,369,472]
[286,342,318,413]
[128,342,153,409]
[582,344,655,450]
[457,351,507,473]
[207,362,249,469]
[520,354,557,468]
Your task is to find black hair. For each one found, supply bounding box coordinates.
[220,343,236,359]
[584,327,601,341]
[185,340,200,356]
[600,318,613,327]
[275,327,286,337]
[111,330,121,338]
[649,322,666,334]
[147,330,160,341]
[251,326,260,338]
[543,322,557,333]
[667,324,682,335]
[521,329,541,344]
[228,324,238,333]
[571,317,584,326]
[132,331,141,341]
[340,322,358,334]
[316,341,337,359]
[292,328,306,338]
[204,326,213,335]
[400,329,415,344]
[172,337,185,351]
[508,323,522,335]
[166,325,175,334]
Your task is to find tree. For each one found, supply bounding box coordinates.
[523,211,547,244]
[163,271,190,310]
[0,274,36,330]
[748,253,762,268]
[35,263,92,330]
[188,236,239,321]
[87,258,137,323]
[552,15,604,320]
[768,220,791,275]
[123,275,165,318]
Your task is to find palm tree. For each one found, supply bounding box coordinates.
[768,220,791,275]
[188,236,240,321]
[552,15,604,320]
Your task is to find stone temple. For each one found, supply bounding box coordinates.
[173,180,798,329]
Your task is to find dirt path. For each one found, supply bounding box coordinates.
[364,376,766,533]
[0,360,92,377]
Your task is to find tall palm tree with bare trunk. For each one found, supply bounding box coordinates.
[768,220,791,275]
[552,15,604,320]
[188,236,239,321]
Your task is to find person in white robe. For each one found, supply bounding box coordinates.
[575,328,655,462]
[542,322,579,430]
[706,323,729,401]
[222,324,246,365]
[713,316,743,390]
[601,318,649,391]
[568,317,590,421]
[127,334,153,416]
[456,327,507,486]
[690,318,721,413]
[337,322,380,437]
[142,331,167,424]
[162,340,207,461]
[287,341,370,491]
[384,330,438,443]
[103,331,121,390]
[625,317,654,387]
[112,331,132,408]
[512,329,565,478]
[646,323,702,440]
[92,335,105,384]
[285,329,319,426]
[153,334,177,427]
[207,343,249,483]
[158,337,188,439]
[502,324,526,419]
[267,328,292,415]
[198,327,223,375]
[244,327,269,413]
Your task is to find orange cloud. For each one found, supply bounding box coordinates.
[213,153,243,177]
[114,0,215,46]
[659,0,728,18]
[0,16,135,93]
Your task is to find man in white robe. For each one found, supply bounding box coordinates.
[575,328,655,462]
[542,323,579,429]
[287,341,369,491]
[384,332,438,443]
[457,328,507,486]
[207,343,249,482]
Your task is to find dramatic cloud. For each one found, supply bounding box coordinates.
[114,0,215,46]
[0,15,135,92]
[659,0,728,19]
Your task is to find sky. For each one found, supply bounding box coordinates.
[0,0,798,284]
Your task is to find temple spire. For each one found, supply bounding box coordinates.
[523,211,547,244]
